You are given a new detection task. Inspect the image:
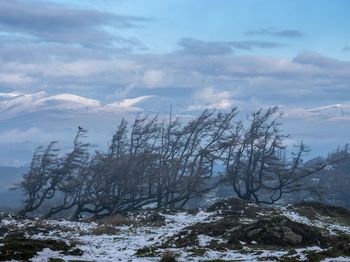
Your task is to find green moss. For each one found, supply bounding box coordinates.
[188,247,207,256]
[293,202,350,226]
[306,245,350,262]
[0,237,83,261]
[48,259,65,262]
[135,246,158,257]
[159,252,178,262]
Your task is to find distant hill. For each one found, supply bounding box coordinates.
[0,166,26,208]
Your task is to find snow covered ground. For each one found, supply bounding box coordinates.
[1,203,350,261]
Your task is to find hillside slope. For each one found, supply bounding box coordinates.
[0,200,350,261]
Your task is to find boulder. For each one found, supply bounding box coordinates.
[228,216,325,247]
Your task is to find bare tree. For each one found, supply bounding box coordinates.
[43,127,90,219]
[223,107,329,204]
[156,108,239,208]
[18,142,60,216]
[18,106,337,219]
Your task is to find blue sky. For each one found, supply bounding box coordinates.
[0,0,350,166]
[47,0,350,58]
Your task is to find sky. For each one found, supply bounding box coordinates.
[0,0,350,166]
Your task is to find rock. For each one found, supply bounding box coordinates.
[228,216,325,247]
[164,218,239,248]
[282,226,303,245]
[206,198,268,219]
[165,214,330,249]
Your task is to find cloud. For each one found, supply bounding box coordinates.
[343,46,350,52]
[0,73,34,86]
[194,86,232,101]
[0,127,53,144]
[0,0,149,46]
[187,100,232,111]
[2,51,350,109]
[186,86,233,111]
[177,38,285,55]
[142,69,166,87]
[178,38,233,55]
[246,27,304,38]
[0,37,139,63]
[293,52,350,69]
[230,40,286,50]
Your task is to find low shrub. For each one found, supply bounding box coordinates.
[91,225,119,235]
[97,214,131,226]
[159,252,177,262]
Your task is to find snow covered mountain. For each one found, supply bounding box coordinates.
[2,91,350,122]
[0,92,155,120]
[283,103,350,120]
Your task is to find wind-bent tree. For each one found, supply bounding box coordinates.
[18,127,90,219]
[18,142,60,216]
[223,107,329,204]
[43,126,90,219]
[156,108,239,208]
[18,109,239,219]
[18,106,335,219]
[298,145,350,206]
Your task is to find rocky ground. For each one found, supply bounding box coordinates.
[1,199,350,261]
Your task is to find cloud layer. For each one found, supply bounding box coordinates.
[0,0,149,46]
[246,27,304,38]
[2,50,350,110]
[178,38,285,55]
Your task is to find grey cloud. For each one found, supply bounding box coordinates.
[132,53,350,106]
[0,0,149,46]
[229,40,285,50]
[343,46,350,52]
[178,38,233,55]
[246,27,304,38]
[293,52,350,69]
[0,36,141,63]
[177,38,285,55]
[1,46,350,109]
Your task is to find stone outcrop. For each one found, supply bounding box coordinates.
[227,216,325,247]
